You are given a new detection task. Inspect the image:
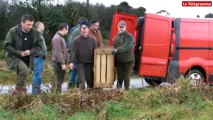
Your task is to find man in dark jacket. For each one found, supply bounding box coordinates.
[112,21,134,90]
[4,14,42,94]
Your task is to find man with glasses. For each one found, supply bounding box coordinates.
[112,21,134,90]
[51,22,69,93]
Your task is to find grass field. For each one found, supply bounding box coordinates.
[0,77,212,120]
[0,54,213,120]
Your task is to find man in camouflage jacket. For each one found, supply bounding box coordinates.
[4,14,42,94]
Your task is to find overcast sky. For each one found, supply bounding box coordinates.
[74,0,213,18]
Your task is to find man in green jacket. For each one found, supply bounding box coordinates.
[4,14,42,94]
[112,21,134,90]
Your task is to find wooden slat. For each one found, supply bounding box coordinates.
[101,54,106,83]
[106,55,114,85]
[95,53,101,85]
[94,49,97,86]
[95,48,113,55]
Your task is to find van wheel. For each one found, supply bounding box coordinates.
[185,70,204,85]
[144,78,162,86]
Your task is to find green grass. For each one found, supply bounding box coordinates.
[69,111,97,120]
[0,77,213,119]
[0,57,213,119]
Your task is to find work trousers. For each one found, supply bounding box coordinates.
[76,63,94,89]
[16,60,30,90]
[115,61,134,90]
[52,61,66,92]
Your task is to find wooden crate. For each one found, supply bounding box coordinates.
[94,47,115,88]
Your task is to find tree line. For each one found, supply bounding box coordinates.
[1,0,212,49]
[0,0,146,48]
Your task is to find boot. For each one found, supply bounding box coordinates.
[50,82,56,93]
[51,82,61,93]
[68,82,74,89]
[76,83,79,88]
[12,87,27,95]
[56,83,62,93]
[32,85,41,94]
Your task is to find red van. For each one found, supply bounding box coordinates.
[110,12,213,85]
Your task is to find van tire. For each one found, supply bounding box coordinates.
[144,78,162,86]
[185,70,204,85]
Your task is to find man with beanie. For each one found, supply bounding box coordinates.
[69,21,97,89]
[112,21,134,90]
[67,17,88,89]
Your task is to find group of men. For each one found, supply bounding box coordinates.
[4,14,134,95]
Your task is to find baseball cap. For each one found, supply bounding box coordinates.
[118,21,126,27]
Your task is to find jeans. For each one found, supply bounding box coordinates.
[32,57,44,94]
[68,60,79,84]
[69,68,78,83]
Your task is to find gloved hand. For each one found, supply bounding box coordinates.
[112,49,118,55]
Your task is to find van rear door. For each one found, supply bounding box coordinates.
[139,13,173,78]
[109,12,138,46]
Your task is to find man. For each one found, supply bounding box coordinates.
[67,17,88,89]
[112,21,134,90]
[51,22,69,93]
[69,21,97,89]
[4,14,42,94]
[32,21,47,94]
[89,20,103,47]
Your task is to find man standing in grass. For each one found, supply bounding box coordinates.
[69,21,97,89]
[112,21,134,90]
[32,21,47,94]
[67,17,88,89]
[51,22,69,93]
[4,14,42,94]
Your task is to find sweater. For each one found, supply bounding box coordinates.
[70,35,97,64]
[51,32,68,64]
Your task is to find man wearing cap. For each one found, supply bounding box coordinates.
[51,22,69,92]
[69,21,97,89]
[112,21,134,90]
